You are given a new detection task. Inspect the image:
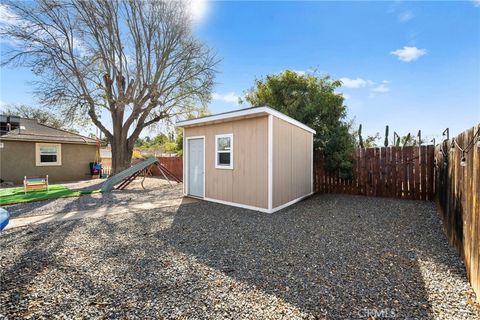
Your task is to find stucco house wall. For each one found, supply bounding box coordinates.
[0,140,96,183]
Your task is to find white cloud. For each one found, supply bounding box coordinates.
[398,11,414,23]
[473,0,480,7]
[340,77,391,95]
[391,46,427,62]
[339,77,373,88]
[212,92,240,104]
[371,81,390,93]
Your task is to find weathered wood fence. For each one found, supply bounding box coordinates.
[149,156,183,180]
[314,145,435,200]
[435,124,480,298]
[130,156,183,180]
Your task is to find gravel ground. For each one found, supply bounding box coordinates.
[1,194,479,319]
[4,177,182,218]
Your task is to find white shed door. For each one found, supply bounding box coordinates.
[188,138,204,197]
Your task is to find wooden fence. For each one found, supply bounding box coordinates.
[149,156,183,180]
[435,124,480,298]
[314,145,435,200]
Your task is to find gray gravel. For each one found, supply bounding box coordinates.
[4,177,181,218]
[1,194,479,319]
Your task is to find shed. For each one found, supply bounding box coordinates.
[176,106,315,213]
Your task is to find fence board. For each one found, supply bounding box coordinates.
[146,156,183,181]
[420,146,426,200]
[397,147,404,198]
[413,146,420,199]
[407,147,414,199]
[435,124,480,299]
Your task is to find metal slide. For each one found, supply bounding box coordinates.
[100,157,159,192]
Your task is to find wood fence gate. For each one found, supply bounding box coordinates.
[314,145,435,200]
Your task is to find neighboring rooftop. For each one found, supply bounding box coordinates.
[0,115,96,145]
[175,106,316,134]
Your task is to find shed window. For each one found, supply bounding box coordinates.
[215,134,233,169]
[36,143,62,166]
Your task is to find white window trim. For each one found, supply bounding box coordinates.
[215,133,233,170]
[36,143,62,166]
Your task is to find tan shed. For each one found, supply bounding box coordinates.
[176,106,315,213]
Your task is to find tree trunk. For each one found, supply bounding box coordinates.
[112,142,133,174]
[110,112,133,174]
[111,139,133,174]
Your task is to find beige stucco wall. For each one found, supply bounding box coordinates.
[184,116,269,209]
[272,116,313,208]
[0,140,97,183]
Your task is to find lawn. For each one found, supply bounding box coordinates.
[0,184,100,206]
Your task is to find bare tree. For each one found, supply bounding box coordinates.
[1,0,217,173]
[2,104,90,130]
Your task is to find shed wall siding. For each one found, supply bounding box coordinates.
[272,117,313,208]
[0,140,96,183]
[184,116,268,209]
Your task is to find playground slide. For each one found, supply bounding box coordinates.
[101,157,159,193]
[0,208,9,231]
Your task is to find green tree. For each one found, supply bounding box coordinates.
[244,70,355,178]
[175,128,183,154]
[150,134,168,147]
[164,141,177,153]
[134,138,145,148]
[134,134,167,149]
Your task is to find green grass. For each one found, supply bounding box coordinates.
[0,184,101,206]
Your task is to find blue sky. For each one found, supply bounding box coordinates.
[1,1,479,140]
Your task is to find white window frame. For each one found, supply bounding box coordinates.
[215,133,233,169]
[36,143,62,166]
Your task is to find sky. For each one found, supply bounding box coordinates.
[1,0,479,141]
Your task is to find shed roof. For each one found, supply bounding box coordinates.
[0,117,97,145]
[176,106,316,134]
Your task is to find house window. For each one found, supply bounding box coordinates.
[36,143,62,166]
[215,134,233,169]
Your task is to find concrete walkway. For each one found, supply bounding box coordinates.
[5,196,197,230]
